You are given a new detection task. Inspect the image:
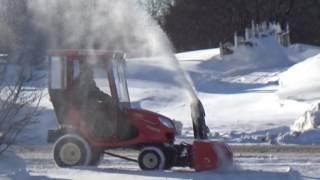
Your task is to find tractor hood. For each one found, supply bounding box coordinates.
[126,108,176,130]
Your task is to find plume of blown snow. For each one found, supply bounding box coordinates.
[28,0,199,102]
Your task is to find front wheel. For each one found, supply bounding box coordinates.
[138,146,166,170]
[53,134,92,167]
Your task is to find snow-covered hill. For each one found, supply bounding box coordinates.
[278,53,320,102]
[17,38,320,146]
[4,38,320,180]
[286,43,320,63]
[123,38,320,145]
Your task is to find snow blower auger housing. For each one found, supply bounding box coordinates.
[47,49,233,171]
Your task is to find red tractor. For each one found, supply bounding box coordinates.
[47,50,232,171]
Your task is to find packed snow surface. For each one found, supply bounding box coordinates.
[2,147,313,180]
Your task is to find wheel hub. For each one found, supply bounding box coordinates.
[59,142,82,166]
[143,153,158,169]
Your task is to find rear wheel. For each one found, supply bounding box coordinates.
[53,134,92,167]
[138,146,166,170]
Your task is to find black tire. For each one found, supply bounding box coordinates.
[162,147,176,170]
[138,146,166,170]
[90,147,103,166]
[53,134,92,167]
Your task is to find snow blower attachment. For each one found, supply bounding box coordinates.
[189,99,233,171]
[47,49,232,171]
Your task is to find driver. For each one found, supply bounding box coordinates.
[72,60,115,139]
[72,61,112,106]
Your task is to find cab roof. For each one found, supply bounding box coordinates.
[47,49,125,60]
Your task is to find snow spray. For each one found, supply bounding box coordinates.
[28,0,206,136]
[28,0,195,89]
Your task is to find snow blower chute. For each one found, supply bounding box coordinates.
[47,49,232,171]
[190,99,233,170]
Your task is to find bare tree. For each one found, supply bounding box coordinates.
[0,60,43,154]
[138,0,173,25]
[0,0,44,154]
[163,0,320,51]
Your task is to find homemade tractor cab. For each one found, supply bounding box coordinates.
[47,50,233,171]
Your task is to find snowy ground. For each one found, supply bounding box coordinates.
[1,145,317,180]
[2,37,320,179]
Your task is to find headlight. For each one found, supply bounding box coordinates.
[159,116,175,129]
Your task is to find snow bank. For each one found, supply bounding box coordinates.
[287,44,320,63]
[0,150,31,179]
[234,36,290,68]
[291,103,320,133]
[193,36,290,77]
[278,53,320,101]
[278,129,320,145]
[175,48,220,61]
[276,103,320,145]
